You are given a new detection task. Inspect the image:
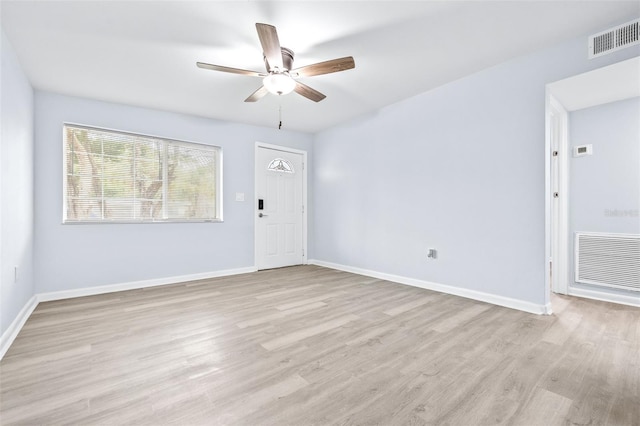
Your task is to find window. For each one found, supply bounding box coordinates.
[64,124,222,223]
[267,158,294,173]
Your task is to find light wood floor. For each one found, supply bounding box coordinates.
[1,265,638,425]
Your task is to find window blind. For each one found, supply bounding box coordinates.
[64,124,221,222]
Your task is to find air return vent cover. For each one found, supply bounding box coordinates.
[575,232,640,292]
[589,19,639,59]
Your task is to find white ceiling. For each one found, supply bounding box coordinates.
[2,1,639,133]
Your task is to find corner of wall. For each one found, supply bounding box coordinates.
[1,29,37,342]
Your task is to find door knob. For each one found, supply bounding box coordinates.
[259,213,268,218]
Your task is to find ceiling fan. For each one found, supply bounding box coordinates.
[197,23,355,103]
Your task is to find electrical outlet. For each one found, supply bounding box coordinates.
[427,249,437,259]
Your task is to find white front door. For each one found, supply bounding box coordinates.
[255,145,305,270]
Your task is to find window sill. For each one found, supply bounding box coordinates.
[62,219,223,225]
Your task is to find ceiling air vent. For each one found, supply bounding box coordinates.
[589,19,639,59]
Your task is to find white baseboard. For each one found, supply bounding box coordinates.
[569,286,640,308]
[308,259,550,315]
[0,294,38,360]
[0,266,257,360]
[37,266,258,302]
[1,261,555,361]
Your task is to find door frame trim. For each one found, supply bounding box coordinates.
[545,93,570,298]
[254,142,308,269]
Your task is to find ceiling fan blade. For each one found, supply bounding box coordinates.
[245,86,269,102]
[197,62,264,77]
[294,81,326,102]
[291,56,355,77]
[256,23,283,71]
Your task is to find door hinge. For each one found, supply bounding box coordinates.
[302,249,305,256]
[302,205,304,213]
[302,162,305,170]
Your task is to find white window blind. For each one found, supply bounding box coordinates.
[64,124,221,223]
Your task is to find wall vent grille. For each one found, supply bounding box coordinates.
[589,19,639,58]
[575,233,640,292]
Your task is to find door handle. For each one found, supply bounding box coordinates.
[259,213,268,218]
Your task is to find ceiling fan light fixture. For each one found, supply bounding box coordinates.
[197,23,354,102]
[263,73,296,96]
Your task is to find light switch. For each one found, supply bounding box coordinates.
[235,192,245,202]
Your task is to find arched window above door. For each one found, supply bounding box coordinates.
[267,158,294,173]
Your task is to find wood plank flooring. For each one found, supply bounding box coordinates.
[1,265,638,425]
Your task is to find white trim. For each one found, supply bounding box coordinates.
[37,266,257,302]
[572,231,640,239]
[254,142,308,269]
[254,142,307,156]
[308,259,551,315]
[546,93,570,297]
[569,286,640,308]
[0,295,38,360]
[218,148,224,222]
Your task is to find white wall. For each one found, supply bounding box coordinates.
[569,97,640,290]
[570,97,640,235]
[312,25,640,307]
[1,30,35,336]
[34,92,313,293]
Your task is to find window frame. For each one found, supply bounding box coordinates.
[62,123,223,224]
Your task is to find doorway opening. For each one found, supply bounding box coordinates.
[545,56,640,310]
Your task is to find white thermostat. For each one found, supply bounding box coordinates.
[573,144,593,157]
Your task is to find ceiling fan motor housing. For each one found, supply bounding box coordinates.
[265,47,294,72]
